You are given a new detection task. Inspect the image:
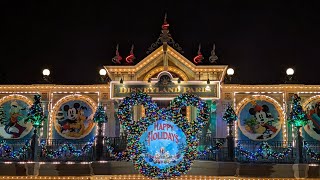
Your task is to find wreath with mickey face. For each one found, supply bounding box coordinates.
[117,92,209,179]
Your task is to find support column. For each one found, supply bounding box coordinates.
[40,92,49,139]
[31,128,39,161]
[295,126,304,164]
[227,123,235,161]
[107,100,117,137]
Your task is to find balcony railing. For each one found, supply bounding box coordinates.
[304,141,320,164]
[39,139,94,162]
[0,137,318,164]
[0,139,31,162]
[235,140,296,164]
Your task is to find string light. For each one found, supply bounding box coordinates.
[0,176,307,180]
[0,94,33,106]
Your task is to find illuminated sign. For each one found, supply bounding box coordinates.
[139,120,187,169]
[110,81,220,99]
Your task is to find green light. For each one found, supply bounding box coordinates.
[24,94,47,129]
[288,94,309,128]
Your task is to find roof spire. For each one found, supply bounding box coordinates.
[162,13,169,30]
[146,13,183,54]
[209,43,218,63]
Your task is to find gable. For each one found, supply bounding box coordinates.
[105,44,228,82]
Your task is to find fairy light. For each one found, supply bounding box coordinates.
[233,92,237,141]
[0,94,33,105]
[301,94,320,109]
[282,93,288,143]
[291,102,295,147]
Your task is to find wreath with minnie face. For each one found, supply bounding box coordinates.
[117,92,209,179]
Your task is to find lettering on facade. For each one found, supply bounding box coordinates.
[111,82,220,99]
[147,122,179,145]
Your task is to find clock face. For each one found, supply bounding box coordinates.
[159,75,171,85]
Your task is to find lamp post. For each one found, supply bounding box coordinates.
[222,104,238,161]
[226,68,234,83]
[288,94,309,163]
[42,69,51,83]
[93,104,108,161]
[99,68,109,83]
[286,68,294,83]
[24,94,47,161]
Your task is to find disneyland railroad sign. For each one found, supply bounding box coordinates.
[111,81,220,99]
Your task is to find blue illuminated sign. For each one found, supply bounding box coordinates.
[139,120,187,169]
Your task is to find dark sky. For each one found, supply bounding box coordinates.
[1,1,320,85]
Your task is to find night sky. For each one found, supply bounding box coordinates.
[1,1,320,85]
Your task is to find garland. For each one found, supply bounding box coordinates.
[104,138,131,161]
[117,92,209,179]
[40,138,94,159]
[197,140,224,157]
[0,140,31,160]
[304,142,320,161]
[236,142,292,161]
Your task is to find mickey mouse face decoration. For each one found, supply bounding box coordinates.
[117,92,209,179]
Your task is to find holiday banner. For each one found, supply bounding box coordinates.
[139,120,187,169]
[117,92,209,179]
[238,100,282,141]
[53,100,95,139]
[304,100,320,141]
[0,98,33,139]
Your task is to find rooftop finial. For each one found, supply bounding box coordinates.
[162,13,169,30]
[164,13,167,23]
[112,44,122,64]
[209,44,218,63]
[125,44,135,64]
[193,44,204,64]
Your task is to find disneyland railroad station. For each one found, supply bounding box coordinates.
[0,16,319,179]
